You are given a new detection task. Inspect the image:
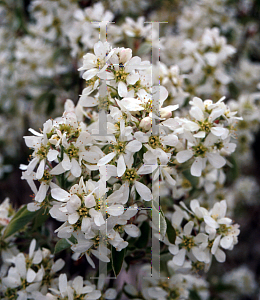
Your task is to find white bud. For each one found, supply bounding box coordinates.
[119,48,132,64]
[139,117,151,131]
[160,108,172,119]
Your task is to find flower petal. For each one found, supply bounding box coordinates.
[176,150,193,163]
[135,181,153,201]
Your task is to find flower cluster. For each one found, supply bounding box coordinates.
[0,239,114,300]
[163,199,239,270]
[19,41,242,272]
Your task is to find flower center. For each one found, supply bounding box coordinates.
[114,141,126,154]
[122,168,138,182]
[181,235,195,251]
[198,120,212,132]
[192,144,207,157]
[36,145,48,160]
[115,67,128,82]
[66,145,79,159]
[78,206,89,217]
[217,224,230,235]
[148,135,161,149]
[39,170,53,184]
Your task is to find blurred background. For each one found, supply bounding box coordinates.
[1,0,260,299]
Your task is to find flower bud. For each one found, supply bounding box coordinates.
[139,117,151,131]
[119,48,132,64]
[160,108,172,119]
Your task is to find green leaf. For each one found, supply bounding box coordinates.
[165,217,176,244]
[111,247,125,277]
[135,221,150,249]
[54,238,71,254]
[31,207,49,230]
[3,205,39,239]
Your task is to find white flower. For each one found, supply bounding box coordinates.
[79,41,113,80]
[97,120,142,177]
[176,132,226,177]
[169,221,208,266]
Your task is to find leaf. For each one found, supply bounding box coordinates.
[111,247,125,277]
[3,206,39,239]
[54,238,71,254]
[31,207,49,230]
[54,236,76,254]
[135,221,150,249]
[165,217,176,244]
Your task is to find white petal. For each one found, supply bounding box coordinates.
[191,157,203,177]
[89,209,105,226]
[50,163,66,175]
[85,291,102,299]
[118,81,128,97]
[207,153,226,168]
[215,248,226,262]
[190,199,200,214]
[59,274,68,295]
[29,239,36,259]
[51,188,70,201]
[211,235,221,254]
[172,248,186,266]
[190,106,204,121]
[192,247,206,262]
[27,268,36,283]
[35,182,48,203]
[68,212,80,224]
[47,149,59,161]
[135,181,153,201]
[71,158,82,177]
[81,286,94,293]
[61,154,71,170]
[81,217,91,232]
[211,127,228,137]
[220,236,233,249]
[79,95,98,107]
[84,194,96,208]
[36,159,45,179]
[94,41,106,58]
[126,72,139,85]
[193,131,206,138]
[82,68,99,80]
[107,205,124,216]
[72,276,83,293]
[104,288,117,300]
[97,152,116,166]
[204,216,219,229]
[208,108,224,122]
[91,249,110,262]
[16,253,26,277]
[176,150,193,163]
[124,224,140,237]
[51,259,65,273]
[117,154,126,177]
[32,250,43,264]
[125,140,142,152]
[184,221,194,235]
